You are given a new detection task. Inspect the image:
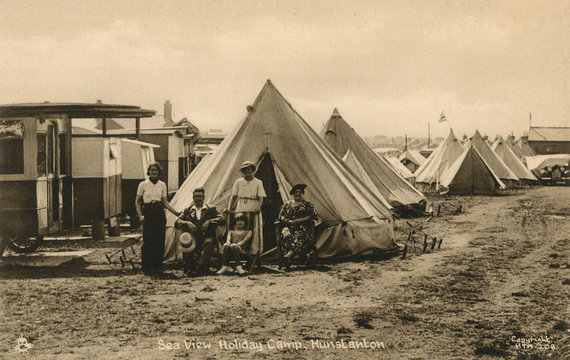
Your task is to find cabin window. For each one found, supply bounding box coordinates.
[37,133,47,176]
[47,125,55,174]
[59,134,67,174]
[0,120,25,174]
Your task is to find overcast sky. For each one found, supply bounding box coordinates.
[1,0,568,138]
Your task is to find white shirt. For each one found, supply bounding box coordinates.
[190,204,208,220]
[136,179,167,203]
[231,177,267,212]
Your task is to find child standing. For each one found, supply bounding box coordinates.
[217,213,252,275]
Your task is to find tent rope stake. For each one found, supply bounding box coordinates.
[103,236,142,268]
[396,220,447,258]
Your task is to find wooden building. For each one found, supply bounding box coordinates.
[528,126,570,155]
[137,126,197,195]
[108,101,200,196]
[0,103,155,249]
[0,115,71,243]
[194,129,226,164]
[72,136,122,227]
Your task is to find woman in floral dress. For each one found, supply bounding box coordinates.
[278,184,319,259]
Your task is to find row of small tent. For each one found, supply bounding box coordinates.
[404,129,546,196]
[323,108,539,197]
[398,134,537,175]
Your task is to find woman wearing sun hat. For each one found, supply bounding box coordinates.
[278,183,319,261]
[228,161,266,213]
[228,160,266,255]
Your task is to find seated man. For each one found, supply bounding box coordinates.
[175,187,224,275]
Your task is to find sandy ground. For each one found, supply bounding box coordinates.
[1,186,569,359]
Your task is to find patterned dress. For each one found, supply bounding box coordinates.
[278,200,318,257]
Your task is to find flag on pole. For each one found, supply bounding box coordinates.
[439,111,447,123]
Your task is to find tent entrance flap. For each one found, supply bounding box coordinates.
[255,152,285,253]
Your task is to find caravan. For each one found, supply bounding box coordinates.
[0,102,155,252]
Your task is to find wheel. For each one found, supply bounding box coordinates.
[6,234,43,253]
[0,234,6,257]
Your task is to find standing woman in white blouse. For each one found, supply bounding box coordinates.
[228,161,267,254]
[135,163,180,275]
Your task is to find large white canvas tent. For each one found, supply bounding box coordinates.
[440,145,506,195]
[164,80,397,260]
[491,136,536,181]
[341,149,389,205]
[468,131,519,184]
[415,129,465,189]
[320,108,425,211]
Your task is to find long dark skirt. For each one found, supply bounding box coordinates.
[142,202,166,272]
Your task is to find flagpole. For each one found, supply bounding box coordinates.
[529,112,532,134]
[439,111,452,131]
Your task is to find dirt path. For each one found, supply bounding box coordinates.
[1,186,569,359]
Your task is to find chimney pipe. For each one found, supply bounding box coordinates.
[164,100,173,126]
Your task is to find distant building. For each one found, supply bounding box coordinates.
[136,127,198,194]
[195,129,226,164]
[106,100,200,195]
[373,147,400,157]
[198,128,226,145]
[528,126,570,154]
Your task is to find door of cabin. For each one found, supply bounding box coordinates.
[46,122,61,232]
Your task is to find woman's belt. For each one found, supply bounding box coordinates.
[239,197,257,204]
[144,201,162,206]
